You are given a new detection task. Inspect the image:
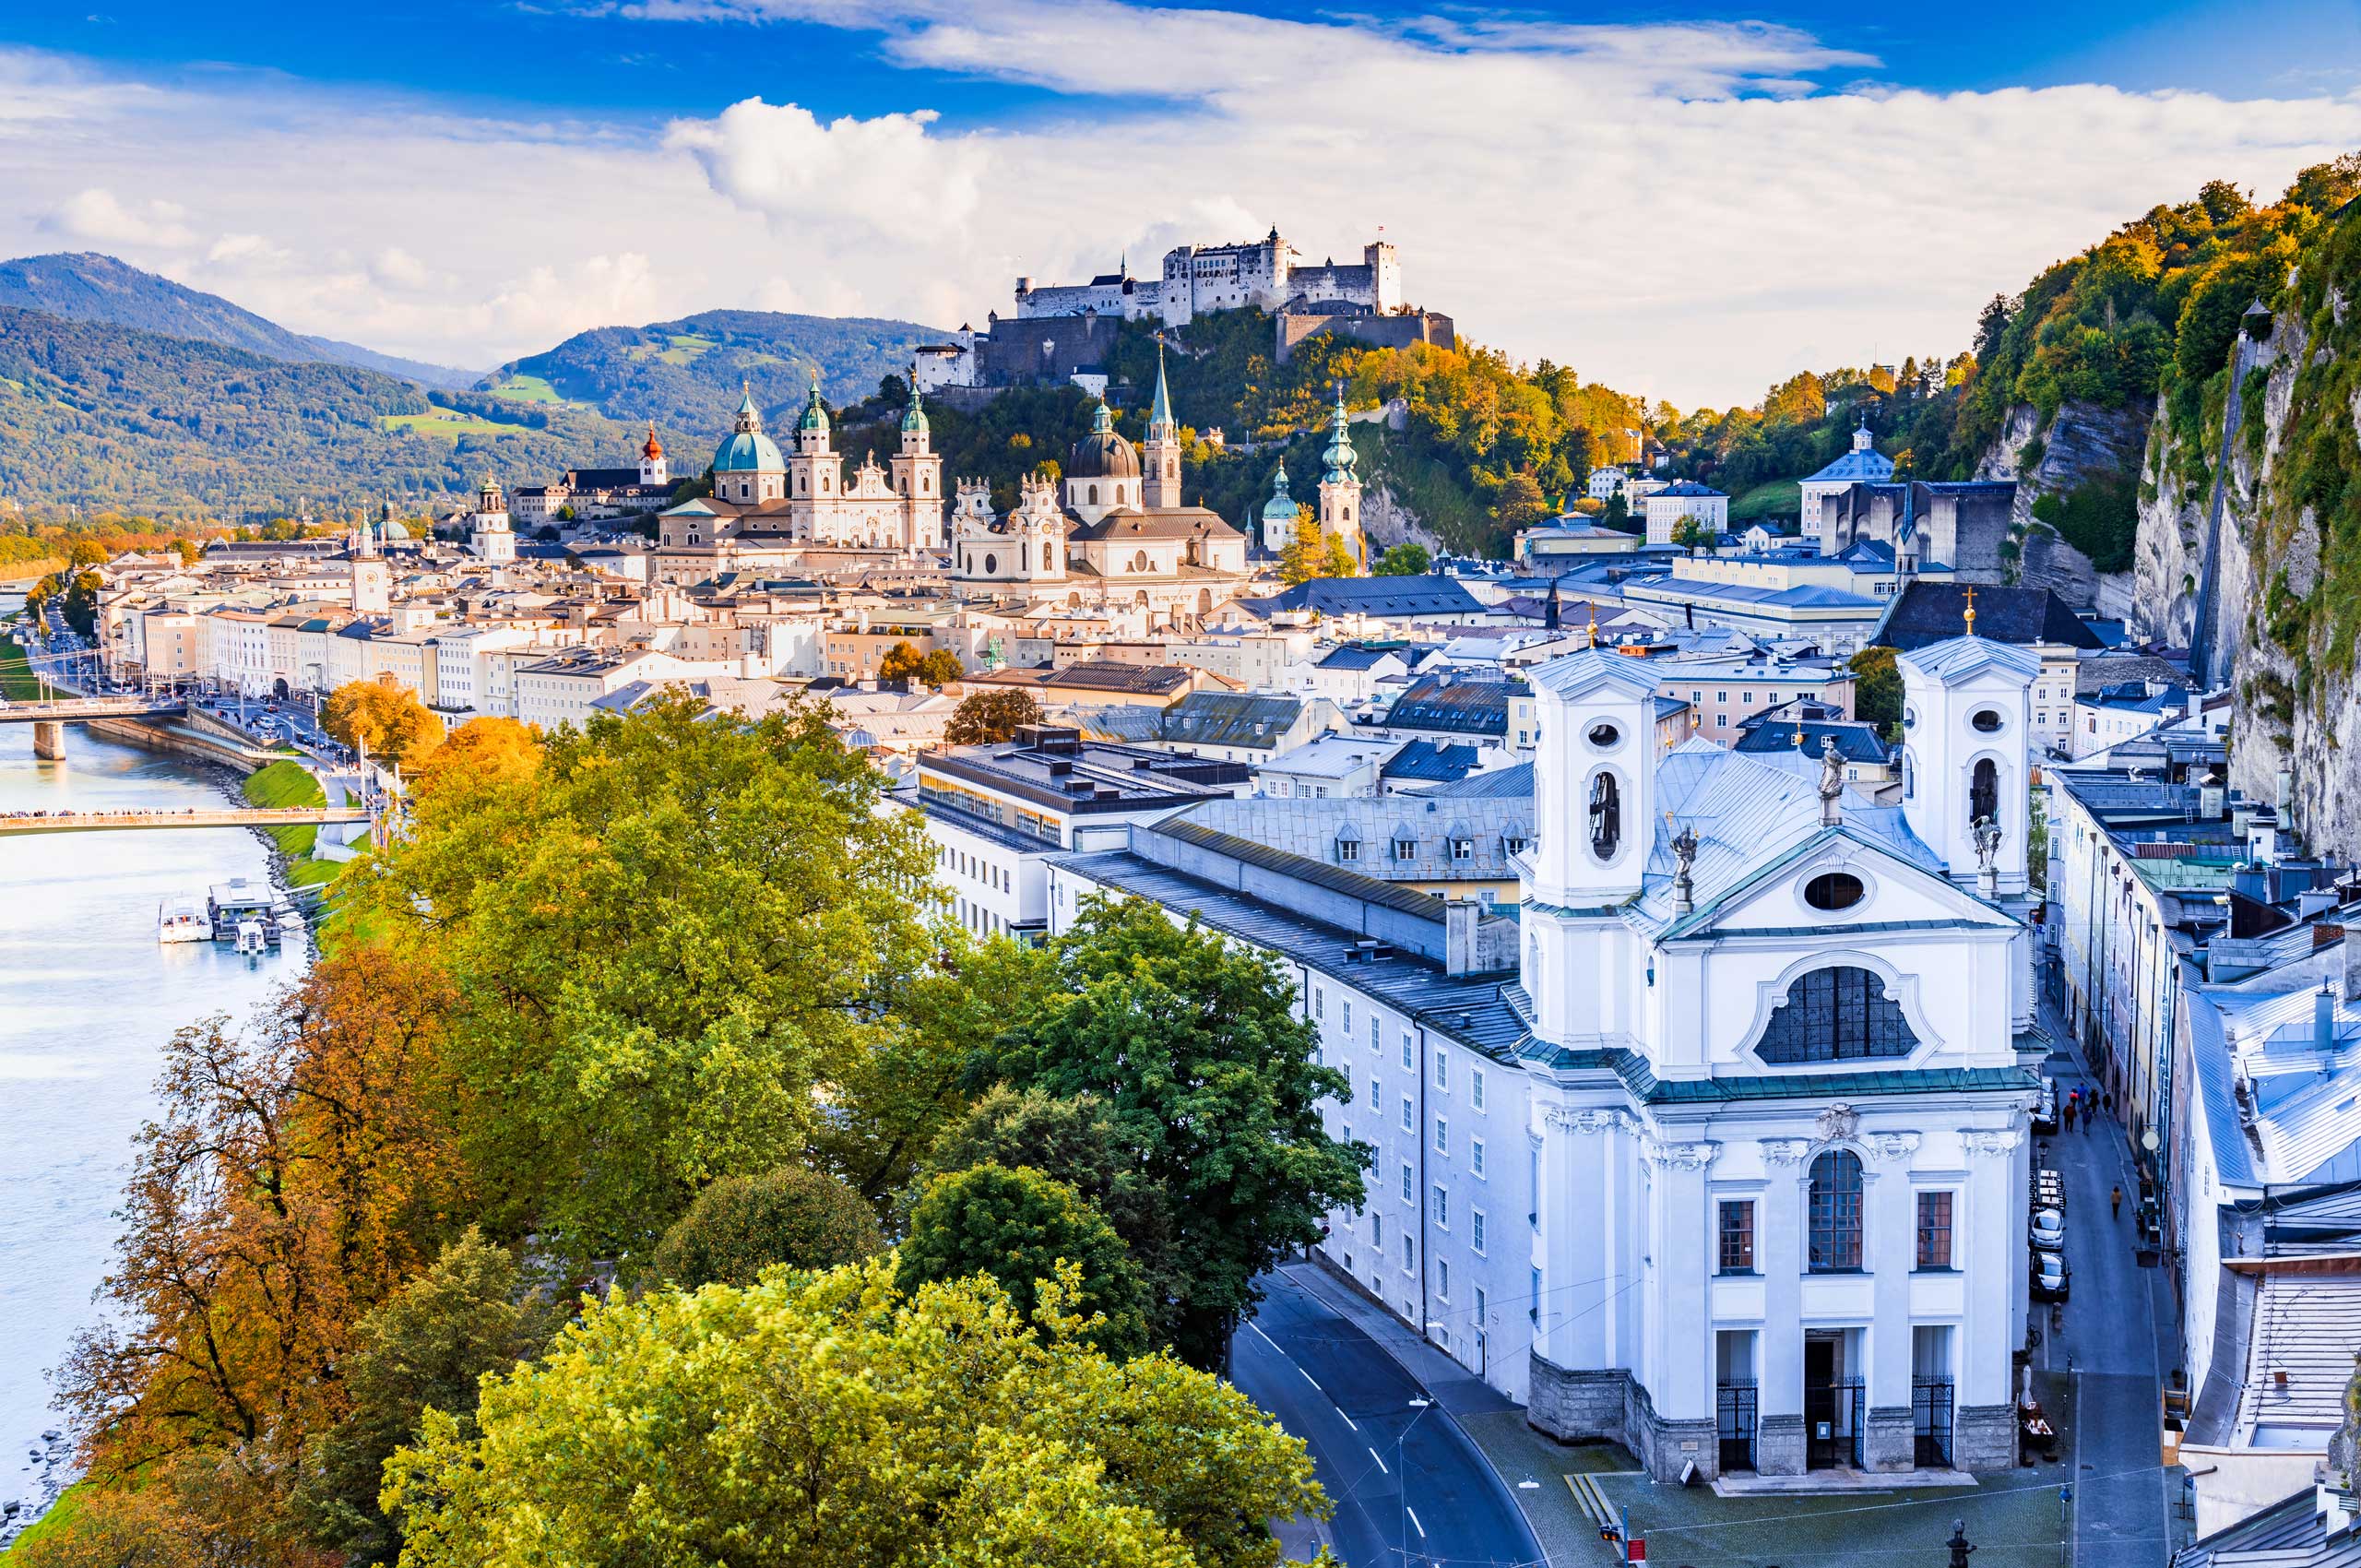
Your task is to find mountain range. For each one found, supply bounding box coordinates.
[0,255,950,520]
[0,253,482,390]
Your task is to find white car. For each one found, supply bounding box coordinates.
[2030,1206,2067,1253]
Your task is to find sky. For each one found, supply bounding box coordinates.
[1,0,2356,408]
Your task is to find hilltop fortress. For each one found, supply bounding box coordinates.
[916,226,1454,394]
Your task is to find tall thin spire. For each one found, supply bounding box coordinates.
[1148,333,1176,436]
[1963,585,1977,636]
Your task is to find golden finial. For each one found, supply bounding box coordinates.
[1794,718,1807,748]
[1963,585,1977,636]
[1585,602,1598,650]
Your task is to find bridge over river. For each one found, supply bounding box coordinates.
[0,697,193,758]
[0,806,370,837]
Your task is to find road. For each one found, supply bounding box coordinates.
[2035,1004,2183,1568]
[1232,1270,1545,1568]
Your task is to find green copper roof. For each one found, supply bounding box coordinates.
[900,375,929,435]
[1148,340,1176,434]
[1322,384,1358,485]
[797,381,830,435]
[1089,400,1113,434]
[714,386,785,472]
[1261,459,1297,521]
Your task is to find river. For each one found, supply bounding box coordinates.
[0,611,309,1526]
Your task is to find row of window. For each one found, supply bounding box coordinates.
[1714,1155,1955,1274]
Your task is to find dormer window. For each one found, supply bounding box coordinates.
[1391,833,1418,862]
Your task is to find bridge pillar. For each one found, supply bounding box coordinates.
[31,720,65,761]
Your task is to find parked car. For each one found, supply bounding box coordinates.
[2031,1250,2070,1301]
[2030,1206,2067,1253]
[2031,1082,2059,1135]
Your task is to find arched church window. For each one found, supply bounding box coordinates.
[1587,771,1620,859]
[1755,966,1918,1063]
[1089,484,1099,505]
[1807,1150,1863,1271]
[1970,758,1999,830]
[1167,458,1176,479]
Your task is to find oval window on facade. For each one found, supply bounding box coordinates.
[1587,721,1621,750]
[1803,871,1866,911]
[982,553,997,575]
[1972,708,2003,733]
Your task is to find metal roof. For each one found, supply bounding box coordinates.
[1049,847,1532,1060]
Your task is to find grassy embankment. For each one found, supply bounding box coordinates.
[0,640,45,700]
[1,1482,89,1558]
[241,758,362,902]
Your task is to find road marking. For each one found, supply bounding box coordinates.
[1369,1447,1389,1475]
[1406,1506,1426,1539]
[1250,1318,1356,1429]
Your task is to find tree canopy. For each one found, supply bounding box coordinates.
[383,1262,1326,1568]
[944,686,1043,746]
[322,676,444,770]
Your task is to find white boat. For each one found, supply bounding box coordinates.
[234,918,268,957]
[158,899,210,944]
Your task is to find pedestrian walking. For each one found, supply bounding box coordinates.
[2111,1185,2123,1220]
[2063,1099,2077,1133]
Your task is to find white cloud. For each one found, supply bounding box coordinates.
[1,10,2357,407]
[371,246,432,289]
[45,186,195,247]
[666,101,982,241]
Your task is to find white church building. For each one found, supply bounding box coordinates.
[1046,629,2044,1482]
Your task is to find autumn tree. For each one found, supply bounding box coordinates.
[409,716,540,793]
[321,676,442,770]
[1322,529,1359,578]
[59,946,462,1480]
[880,641,965,684]
[970,897,1364,1366]
[944,686,1043,746]
[384,1261,1327,1568]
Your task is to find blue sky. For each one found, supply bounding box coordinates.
[0,0,2355,403]
[13,0,2354,117]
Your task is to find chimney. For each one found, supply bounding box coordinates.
[2316,982,2336,1059]
[2345,932,2361,1004]
[1444,897,1478,978]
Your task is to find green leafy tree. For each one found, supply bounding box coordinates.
[944,687,1043,746]
[897,1163,1148,1357]
[1847,646,1903,735]
[1370,542,1430,576]
[293,1229,560,1562]
[972,897,1364,1367]
[1670,517,1718,554]
[383,1261,1328,1568]
[649,1166,884,1289]
[350,693,941,1265]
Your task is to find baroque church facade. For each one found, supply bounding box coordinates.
[947,348,1265,628]
[1287,630,2043,1481]
[651,384,944,585]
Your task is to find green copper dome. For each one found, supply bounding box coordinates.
[796,381,831,436]
[900,376,929,435]
[1261,460,1297,521]
[713,386,786,473]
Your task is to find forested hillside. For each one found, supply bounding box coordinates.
[481,309,952,427]
[0,307,635,520]
[0,253,479,388]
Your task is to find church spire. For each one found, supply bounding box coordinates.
[1322,382,1358,484]
[734,384,763,434]
[900,366,930,435]
[1148,334,1176,438]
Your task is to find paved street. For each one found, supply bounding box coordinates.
[2035,1005,2186,1568]
[1233,1267,1545,1567]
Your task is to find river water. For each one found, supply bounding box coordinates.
[0,614,308,1522]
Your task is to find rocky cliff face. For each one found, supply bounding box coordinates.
[1974,400,2150,614]
[1358,484,1448,557]
[2130,218,2361,861]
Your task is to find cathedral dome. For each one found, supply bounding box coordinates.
[713,387,786,474]
[1067,401,1140,481]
